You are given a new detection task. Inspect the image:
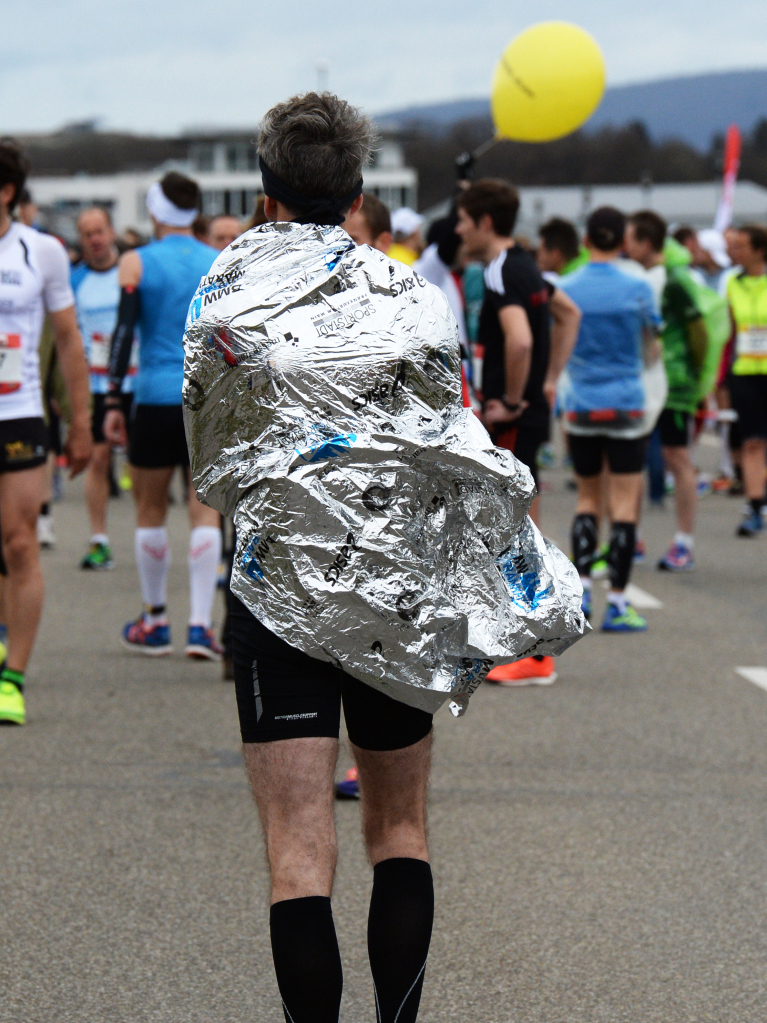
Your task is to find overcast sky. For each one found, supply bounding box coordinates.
[4,0,767,135]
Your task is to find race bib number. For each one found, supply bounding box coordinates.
[0,333,22,394]
[89,331,109,373]
[736,327,767,358]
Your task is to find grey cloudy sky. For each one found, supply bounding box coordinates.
[4,0,767,134]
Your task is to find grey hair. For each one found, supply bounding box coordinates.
[258,92,378,201]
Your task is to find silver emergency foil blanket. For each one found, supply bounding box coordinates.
[183,223,588,715]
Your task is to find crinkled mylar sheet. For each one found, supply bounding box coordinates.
[183,222,588,716]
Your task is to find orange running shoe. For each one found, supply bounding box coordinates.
[485,656,557,687]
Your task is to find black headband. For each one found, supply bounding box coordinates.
[259,156,363,227]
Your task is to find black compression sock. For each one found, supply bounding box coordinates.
[368,858,434,1023]
[750,497,765,515]
[40,502,50,516]
[571,513,598,577]
[270,896,343,1023]
[607,521,636,592]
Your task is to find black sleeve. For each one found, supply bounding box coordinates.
[486,270,526,312]
[428,204,461,268]
[108,285,139,393]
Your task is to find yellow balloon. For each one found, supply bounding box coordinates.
[491,22,606,143]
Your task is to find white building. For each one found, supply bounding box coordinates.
[29,135,417,241]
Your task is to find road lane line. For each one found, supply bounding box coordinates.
[735,667,767,692]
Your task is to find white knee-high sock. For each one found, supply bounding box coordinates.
[188,525,222,628]
[135,527,171,614]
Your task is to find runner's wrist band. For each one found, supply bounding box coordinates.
[501,396,522,412]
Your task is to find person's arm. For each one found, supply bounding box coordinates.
[104,250,142,446]
[37,234,92,476]
[483,305,532,429]
[48,306,92,476]
[543,286,581,409]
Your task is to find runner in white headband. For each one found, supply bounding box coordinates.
[145,181,198,228]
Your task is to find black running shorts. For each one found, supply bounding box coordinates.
[729,374,767,441]
[230,597,434,751]
[490,420,550,487]
[92,392,133,445]
[657,408,692,448]
[567,432,648,477]
[0,417,48,474]
[129,404,190,468]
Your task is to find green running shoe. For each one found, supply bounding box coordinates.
[591,543,609,580]
[602,602,648,633]
[0,680,25,725]
[80,542,114,571]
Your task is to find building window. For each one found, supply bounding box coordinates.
[193,144,214,172]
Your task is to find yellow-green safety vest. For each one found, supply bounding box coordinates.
[727,272,767,375]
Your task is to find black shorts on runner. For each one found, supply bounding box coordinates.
[729,375,767,441]
[657,408,692,448]
[230,597,433,751]
[0,417,49,473]
[567,433,647,477]
[92,392,133,445]
[490,421,550,487]
[129,404,190,468]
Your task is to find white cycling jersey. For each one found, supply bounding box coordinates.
[0,222,74,421]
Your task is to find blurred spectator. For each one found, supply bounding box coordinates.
[121,228,144,250]
[693,229,733,291]
[343,193,392,253]
[192,214,211,243]
[16,187,39,228]
[537,217,587,282]
[208,215,242,252]
[66,242,83,265]
[388,207,424,266]
[673,225,695,248]
[245,195,267,230]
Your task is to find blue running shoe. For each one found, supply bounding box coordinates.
[602,602,647,633]
[185,625,224,661]
[121,617,173,656]
[737,509,764,537]
[581,587,593,621]
[657,542,695,571]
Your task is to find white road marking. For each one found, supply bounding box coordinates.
[601,581,664,609]
[735,667,767,692]
[625,584,664,609]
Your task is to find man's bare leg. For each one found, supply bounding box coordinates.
[84,441,111,537]
[354,733,434,1023]
[741,437,767,502]
[243,737,342,1023]
[0,465,46,672]
[662,445,696,536]
[243,737,339,901]
[353,732,431,865]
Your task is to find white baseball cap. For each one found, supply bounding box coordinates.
[697,228,732,268]
[391,207,424,237]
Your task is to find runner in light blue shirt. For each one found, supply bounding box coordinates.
[71,207,137,570]
[102,172,223,660]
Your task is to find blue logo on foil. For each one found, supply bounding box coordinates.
[296,432,357,464]
[497,552,551,610]
[241,533,276,585]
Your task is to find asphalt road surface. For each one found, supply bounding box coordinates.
[2,440,766,1023]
